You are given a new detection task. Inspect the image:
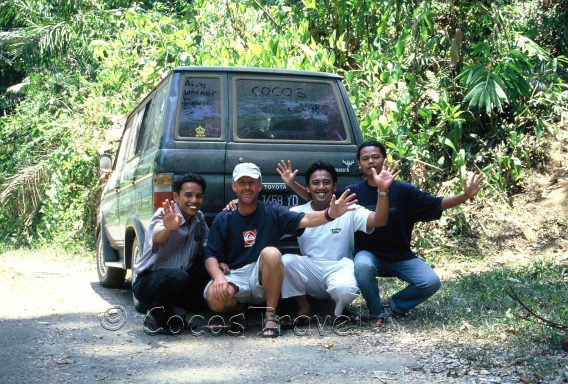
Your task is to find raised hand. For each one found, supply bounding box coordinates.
[463,172,484,199]
[328,188,358,219]
[160,199,182,231]
[372,159,400,192]
[276,160,298,186]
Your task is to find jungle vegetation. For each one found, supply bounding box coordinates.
[0,0,566,249]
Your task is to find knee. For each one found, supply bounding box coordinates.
[207,298,226,313]
[354,255,376,280]
[206,286,230,313]
[418,274,441,294]
[430,276,442,293]
[330,285,358,303]
[259,247,283,268]
[164,270,190,289]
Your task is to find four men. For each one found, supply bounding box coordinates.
[137,143,483,335]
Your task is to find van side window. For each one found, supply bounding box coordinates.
[116,113,139,170]
[235,78,348,142]
[145,79,169,150]
[177,76,222,139]
[134,101,152,156]
[125,108,145,162]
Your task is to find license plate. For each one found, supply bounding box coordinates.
[260,183,300,207]
[259,193,299,207]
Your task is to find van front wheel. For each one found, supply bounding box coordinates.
[96,231,126,288]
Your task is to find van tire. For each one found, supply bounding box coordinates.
[131,237,148,313]
[96,231,126,288]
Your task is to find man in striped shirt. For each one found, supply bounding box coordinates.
[133,173,211,330]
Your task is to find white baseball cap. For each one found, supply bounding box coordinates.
[232,162,262,181]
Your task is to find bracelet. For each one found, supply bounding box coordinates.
[324,208,335,222]
[377,189,388,196]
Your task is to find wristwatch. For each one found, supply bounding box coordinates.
[324,208,335,221]
[377,189,388,196]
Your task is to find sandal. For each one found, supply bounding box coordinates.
[261,315,281,338]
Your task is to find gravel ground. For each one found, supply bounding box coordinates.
[0,250,565,383]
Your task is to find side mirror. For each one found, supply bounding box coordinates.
[99,153,113,173]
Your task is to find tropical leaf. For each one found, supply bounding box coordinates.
[460,65,508,116]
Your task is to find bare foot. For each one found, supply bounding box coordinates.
[369,318,385,327]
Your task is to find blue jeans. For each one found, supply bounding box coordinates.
[354,250,441,319]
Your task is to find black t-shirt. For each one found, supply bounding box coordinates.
[338,180,442,261]
[205,201,305,269]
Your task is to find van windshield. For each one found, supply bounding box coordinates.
[235,78,348,142]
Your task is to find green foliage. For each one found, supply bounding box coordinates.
[0,71,101,247]
[388,256,568,357]
[0,0,108,75]
[0,0,566,250]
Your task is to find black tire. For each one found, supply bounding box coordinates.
[96,230,126,288]
[131,237,148,313]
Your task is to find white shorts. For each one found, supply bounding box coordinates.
[203,260,266,304]
[282,255,358,299]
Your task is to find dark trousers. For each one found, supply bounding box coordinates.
[133,261,209,313]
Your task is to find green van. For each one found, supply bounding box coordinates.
[96,66,365,307]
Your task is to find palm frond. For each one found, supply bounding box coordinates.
[0,159,50,226]
[0,0,51,27]
[1,22,75,68]
[0,0,99,71]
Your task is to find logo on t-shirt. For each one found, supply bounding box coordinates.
[330,228,341,235]
[243,230,257,248]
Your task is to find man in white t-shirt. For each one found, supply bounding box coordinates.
[279,160,397,317]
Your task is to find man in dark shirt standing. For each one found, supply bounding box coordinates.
[204,162,356,337]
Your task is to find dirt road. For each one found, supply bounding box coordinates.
[2,249,564,383]
[0,249,430,384]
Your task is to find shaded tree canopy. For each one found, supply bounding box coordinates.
[0,0,566,248]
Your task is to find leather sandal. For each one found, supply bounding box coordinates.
[261,315,280,338]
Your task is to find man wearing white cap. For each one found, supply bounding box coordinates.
[204,162,356,337]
